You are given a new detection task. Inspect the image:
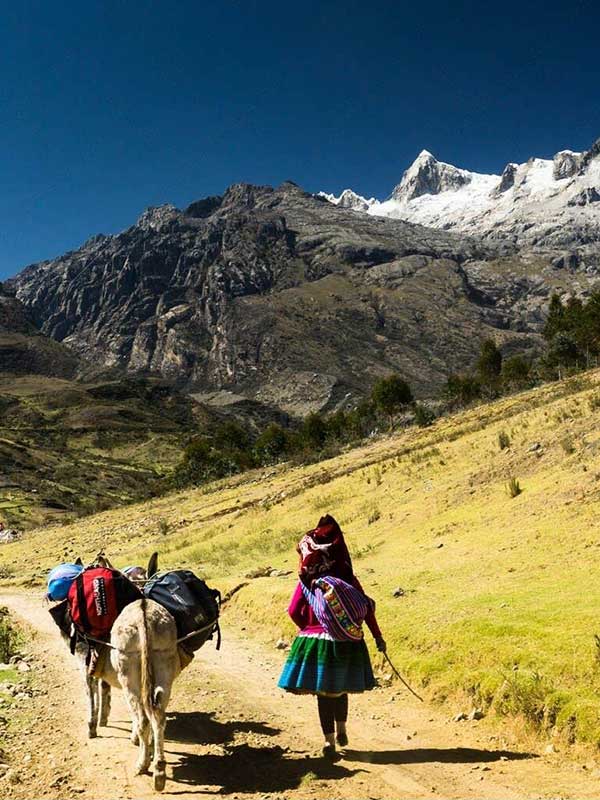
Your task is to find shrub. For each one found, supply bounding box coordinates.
[498,430,510,450]
[444,374,481,408]
[506,477,522,498]
[477,339,502,383]
[367,506,381,525]
[501,355,531,388]
[371,374,413,428]
[301,413,327,450]
[254,423,290,463]
[0,607,21,663]
[213,421,250,452]
[157,517,169,536]
[414,403,435,427]
[560,436,575,455]
[347,400,377,438]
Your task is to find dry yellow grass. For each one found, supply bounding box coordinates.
[3,370,600,743]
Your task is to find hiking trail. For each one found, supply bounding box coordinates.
[1,592,599,800]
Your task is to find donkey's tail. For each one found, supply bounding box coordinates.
[139,597,155,714]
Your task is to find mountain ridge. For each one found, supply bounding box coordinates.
[321,136,600,252]
[8,175,600,414]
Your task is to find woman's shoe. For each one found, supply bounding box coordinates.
[322,742,337,760]
[336,731,348,747]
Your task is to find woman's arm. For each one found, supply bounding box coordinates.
[352,576,384,644]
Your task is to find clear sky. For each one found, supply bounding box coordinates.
[2,0,599,279]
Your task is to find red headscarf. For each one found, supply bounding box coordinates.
[297,514,354,586]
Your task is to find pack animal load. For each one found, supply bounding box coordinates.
[47,562,84,601]
[67,566,142,641]
[143,570,221,651]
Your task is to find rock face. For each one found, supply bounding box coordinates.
[391,150,472,202]
[9,180,600,412]
[322,137,600,253]
[0,284,78,378]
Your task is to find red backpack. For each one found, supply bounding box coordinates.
[67,566,142,640]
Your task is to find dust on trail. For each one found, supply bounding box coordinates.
[1,591,599,800]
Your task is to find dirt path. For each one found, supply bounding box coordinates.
[1,592,599,800]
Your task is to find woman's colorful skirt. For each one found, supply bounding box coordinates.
[278,633,375,696]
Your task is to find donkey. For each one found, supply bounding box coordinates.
[52,553,181,791]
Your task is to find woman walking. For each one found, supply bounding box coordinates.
[278,514,386,758]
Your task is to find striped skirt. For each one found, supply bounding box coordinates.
[278,633,375,696]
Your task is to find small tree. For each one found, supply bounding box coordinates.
[444,374,481,408]
[543,294,566,341]
[254,423,289,463]
[213,421,250,452]
[371,375,413,429]
[413,403,435,427]
[347,400,377,438]
[302,413,327,450]
[501,355,531,388]
[477,339,502,384]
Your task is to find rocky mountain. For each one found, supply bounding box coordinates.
[8,180,600,415]
[322,137,600,252]
[0,283,78,378]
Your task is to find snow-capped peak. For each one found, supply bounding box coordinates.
[317,188,376,212]
[318,135,600,248]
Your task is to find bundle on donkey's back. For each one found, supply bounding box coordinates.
[47,553,221,792]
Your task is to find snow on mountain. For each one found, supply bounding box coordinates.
[319,138,600,249]
[317,188,377,212]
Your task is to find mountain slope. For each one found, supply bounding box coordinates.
[323,137,600,252]
[3,369,600,748]
[0,285,78,378]
[9,181,598,412]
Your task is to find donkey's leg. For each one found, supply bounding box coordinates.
[120,670,151,774]
[130,716,140,746]
[86,675,99,739]
[149,704,167,792]
[99,680,111,727]
[134,706,152,776]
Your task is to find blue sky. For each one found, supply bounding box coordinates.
[1,0,599,279]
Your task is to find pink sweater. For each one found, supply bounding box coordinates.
[288,578,382,639]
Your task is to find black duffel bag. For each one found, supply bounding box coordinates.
[143,570,221,652]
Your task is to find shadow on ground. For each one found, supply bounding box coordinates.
[343,747,537,765]
[166,710,279,746]
[165,711,362,793]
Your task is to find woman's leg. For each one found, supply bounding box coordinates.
[335,693,348,745]
[317,695,337,755]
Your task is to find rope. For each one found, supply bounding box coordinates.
[382,652,424,702]
[78,618,218,651]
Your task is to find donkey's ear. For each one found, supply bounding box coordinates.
[74,556,83,566]
[147,552,158,578]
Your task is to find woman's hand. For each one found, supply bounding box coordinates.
[375,637,387,653]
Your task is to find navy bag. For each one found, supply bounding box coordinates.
[143,570,221,652]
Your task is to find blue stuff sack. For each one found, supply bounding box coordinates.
[47,563,84,601]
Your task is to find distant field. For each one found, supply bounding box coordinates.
[0,374,211,528]
[2,370,600,745]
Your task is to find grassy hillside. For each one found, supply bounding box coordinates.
[0,375,216,528]
[2,370,600,745]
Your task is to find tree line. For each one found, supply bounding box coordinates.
[175,289,600,488]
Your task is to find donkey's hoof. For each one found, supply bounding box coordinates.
[88,728,97,739]
[134,763,150,776]
[154,771,166,792]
